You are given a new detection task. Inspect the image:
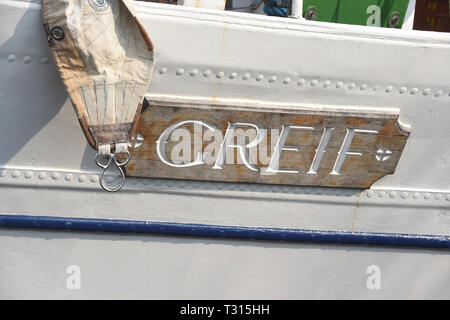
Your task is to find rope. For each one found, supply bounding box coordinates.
[263,0,290,17]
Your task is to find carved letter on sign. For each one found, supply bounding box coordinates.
[125,97,410,188]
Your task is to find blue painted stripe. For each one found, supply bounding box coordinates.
[0,214,449,248]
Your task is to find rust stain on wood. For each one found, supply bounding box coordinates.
[126,98,410,188]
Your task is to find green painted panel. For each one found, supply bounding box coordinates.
[303,0,410,28]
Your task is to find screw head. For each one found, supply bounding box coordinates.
[305,7,318,21]
[128,133,145,149]
[388,11,401,28]
[51,27,65,41]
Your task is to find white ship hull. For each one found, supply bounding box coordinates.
[0,0,449,299]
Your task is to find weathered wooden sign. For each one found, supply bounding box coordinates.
[126,97,410,188]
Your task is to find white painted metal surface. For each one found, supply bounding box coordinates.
[180,0,226,10]
[1,229,449,299]
[0,0,449,299]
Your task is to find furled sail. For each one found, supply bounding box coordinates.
[42,0,155,191]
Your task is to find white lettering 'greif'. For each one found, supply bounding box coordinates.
[156,120,216,168]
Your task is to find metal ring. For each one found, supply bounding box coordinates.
[50,27,65,41]
[114,151,131,167]
[98,163,126,193]
[95,151,128,192]
[95,153,112,169]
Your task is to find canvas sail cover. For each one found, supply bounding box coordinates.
[42,0,155,152]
